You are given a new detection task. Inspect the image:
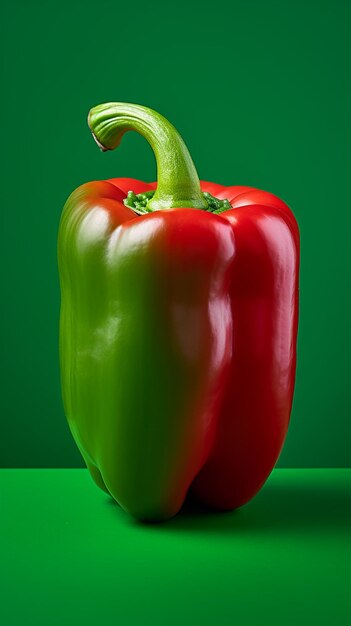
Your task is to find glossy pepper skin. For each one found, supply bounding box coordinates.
[58,103,299,521]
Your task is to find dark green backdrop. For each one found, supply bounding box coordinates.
[1,0,350,468]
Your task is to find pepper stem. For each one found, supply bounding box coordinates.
[88,102,207,211]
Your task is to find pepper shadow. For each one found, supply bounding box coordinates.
[106,471,351,536]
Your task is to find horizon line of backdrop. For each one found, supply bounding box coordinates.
[0,0,350,468]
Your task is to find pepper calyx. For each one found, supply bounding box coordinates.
[124,189,232,215]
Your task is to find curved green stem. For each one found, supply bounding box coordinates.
[88,102,207,211]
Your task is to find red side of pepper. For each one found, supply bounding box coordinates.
[105,177,300,510]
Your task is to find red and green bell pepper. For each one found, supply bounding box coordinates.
[58,103,299,521]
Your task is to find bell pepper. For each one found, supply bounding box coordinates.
[58,103,299,521]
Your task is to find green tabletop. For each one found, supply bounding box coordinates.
[1,469,350,626]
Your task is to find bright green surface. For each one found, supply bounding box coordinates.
[1,469,350,625]
[1,1,351,468]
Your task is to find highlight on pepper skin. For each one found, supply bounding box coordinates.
[58,102,299,522]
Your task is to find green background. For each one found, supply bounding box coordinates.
[1,0,350,468]
[1,3,350,626]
